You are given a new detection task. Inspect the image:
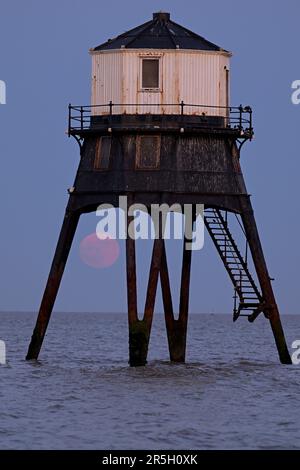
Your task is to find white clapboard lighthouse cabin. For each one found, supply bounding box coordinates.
[27,12,292,368]
[90,11,231,116]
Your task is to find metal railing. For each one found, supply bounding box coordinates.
[68,102,253,137]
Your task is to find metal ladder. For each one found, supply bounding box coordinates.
[204,208,264,322]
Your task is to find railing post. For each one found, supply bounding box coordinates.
[109,101,113,127]
[180,100,184,116]
[68,103,71,137]
[80,106,83,131]
[239,104,243,130]
[249,106,253,140]
[227,106,232,128]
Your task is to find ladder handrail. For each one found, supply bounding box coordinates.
[205,208,264,321]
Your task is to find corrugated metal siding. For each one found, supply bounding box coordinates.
[162,52,180,114]
[122,51,139,113]
[91,52,122,115]
[175,52,220,115]
[219,55,230,109]
[91,50,230,116]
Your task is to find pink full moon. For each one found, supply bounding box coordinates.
[79,233,120,269]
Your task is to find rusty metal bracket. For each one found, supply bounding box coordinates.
[70,134,84,153]
[236,137,250,155]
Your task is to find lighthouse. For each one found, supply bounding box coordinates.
[26,12,292,366]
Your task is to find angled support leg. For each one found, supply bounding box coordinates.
[240,197,292,364]
[126,215,163,366]
[143,238,164,331]
[126,238,163,366]
[161,238,192,363]
[126,212,139,366]
[160,240,175,355]
[26,209,80,360]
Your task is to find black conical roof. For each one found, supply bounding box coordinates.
[92,12,227,52]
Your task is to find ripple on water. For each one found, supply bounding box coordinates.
[0,312,299,449]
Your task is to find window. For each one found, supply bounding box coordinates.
[94,136,111,170]
[136,135,160,169]
[142,59,159,89]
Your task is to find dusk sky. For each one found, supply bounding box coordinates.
[0,0,299,314]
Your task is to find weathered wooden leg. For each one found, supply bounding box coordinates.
[240,197,292,364]
[177,237,193,361]
[161,238,192,363]
[126,233,163,366]
[142,238,163,357]
[126,233,140,366]
[26,209,80,360]
[160,240,175,358]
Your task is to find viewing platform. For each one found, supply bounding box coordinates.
[68,102,253,140]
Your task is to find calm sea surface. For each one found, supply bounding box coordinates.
[0,312,299,450]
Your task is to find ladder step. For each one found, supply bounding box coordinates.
[224,259,242,263]
[242,294,260,297]
[237,283,259,289]
[241,296,258,299]
[240,303,261,308]
[240,292,259,296]
[241,288,257,292]
[225,262,242,266]
[241,296,258,300]
[219,244,234,246]
[237,289,256,292]
[222,252,240,257]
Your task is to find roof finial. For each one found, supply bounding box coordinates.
[153,12,170,22]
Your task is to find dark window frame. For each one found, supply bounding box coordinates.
[136,135,161,170]
[94,136,112,170]
[141,58,160,90]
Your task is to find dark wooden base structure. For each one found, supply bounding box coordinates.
[26,195,291,366]
[26,113,292,365]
